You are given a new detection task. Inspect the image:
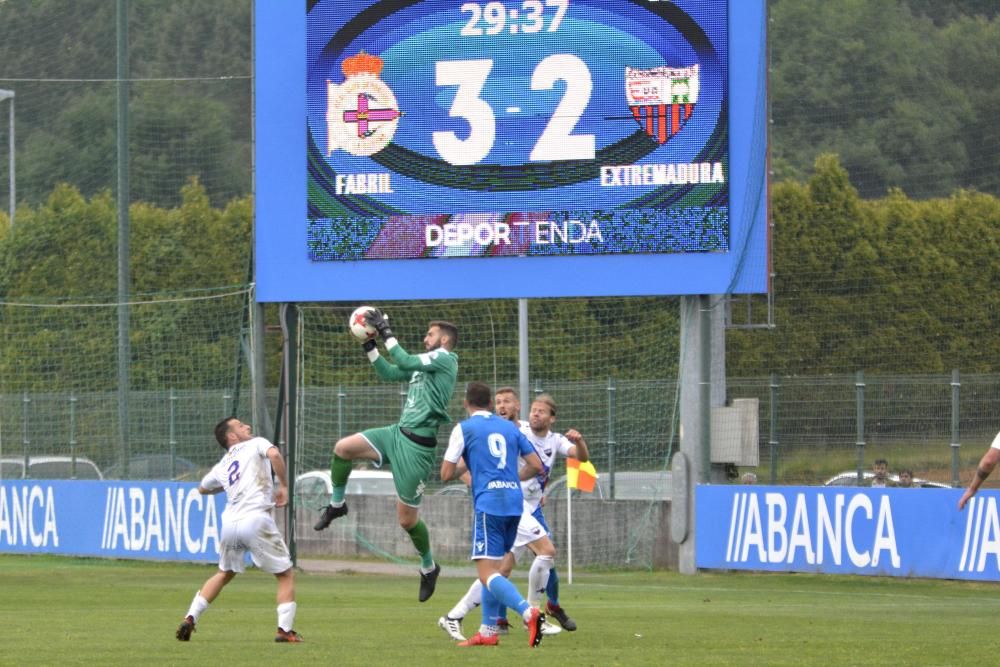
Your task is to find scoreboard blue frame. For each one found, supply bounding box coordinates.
[255,0,768,301]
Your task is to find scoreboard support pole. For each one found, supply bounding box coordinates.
[517,299,529,421]
[278,303,299,565]
[676,294,728,575]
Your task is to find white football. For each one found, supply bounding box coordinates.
[348,305,378,341]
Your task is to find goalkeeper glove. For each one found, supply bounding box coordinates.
[364,308,394,341]
[362,338,377,353]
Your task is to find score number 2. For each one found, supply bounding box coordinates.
[432,55,595,166]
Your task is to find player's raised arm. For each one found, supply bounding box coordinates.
[959,436,1000,510]
[564,428,590,463]
[369,350,412,381]
[355,310,408,380]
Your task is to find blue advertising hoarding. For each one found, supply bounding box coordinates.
[696,486,1000,581]
[0,480,227,563]
[255,0,768,301]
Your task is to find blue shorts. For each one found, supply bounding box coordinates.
[471,510,519,560]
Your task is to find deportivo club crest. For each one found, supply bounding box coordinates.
[326,52,402,157]
[625,64,699,144]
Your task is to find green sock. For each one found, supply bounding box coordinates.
[329,454,353,505]
[406,520,434,569]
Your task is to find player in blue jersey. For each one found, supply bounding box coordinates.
[441,381,547,648]
[313,312,458,602]
[439,389,586,641]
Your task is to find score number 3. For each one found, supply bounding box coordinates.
[432,55,595,166]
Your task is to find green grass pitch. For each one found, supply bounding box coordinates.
[0,554,994,666]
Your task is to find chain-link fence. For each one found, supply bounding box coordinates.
[1,2,998,569]
[0,288,255,480]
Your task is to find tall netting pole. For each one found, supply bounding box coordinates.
[950,370,961,487]
[115,0,131,478]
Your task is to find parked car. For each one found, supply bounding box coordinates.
[823,471,951,489]
[294,468,397,509]
[545,470,673,501]
[0,455,104,480]
[103,454,201,481]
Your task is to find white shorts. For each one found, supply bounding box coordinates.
[513,510,550,549]
[217,512,292,574]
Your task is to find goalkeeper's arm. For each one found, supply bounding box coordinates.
[361,337,410,381]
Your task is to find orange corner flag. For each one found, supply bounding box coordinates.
[566,458,598,493]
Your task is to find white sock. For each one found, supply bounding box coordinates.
[527,555,554,607]
[277,601,297,632]
[448,578,483,620]
[186,592,209,622]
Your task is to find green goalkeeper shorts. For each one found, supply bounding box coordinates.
[360,424,437,507]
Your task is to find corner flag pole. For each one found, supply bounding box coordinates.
[567,477,573,584]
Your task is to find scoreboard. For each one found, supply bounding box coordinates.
[256,0,767,301]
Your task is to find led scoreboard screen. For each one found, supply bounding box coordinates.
[255,0,768,301]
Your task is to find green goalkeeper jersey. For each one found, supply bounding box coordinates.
[371,341,458,438]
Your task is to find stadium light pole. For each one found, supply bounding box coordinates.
[0,89,14,227]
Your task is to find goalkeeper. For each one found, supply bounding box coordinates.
[314,309,459,603]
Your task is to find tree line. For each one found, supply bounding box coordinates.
[0,0,996,208]
[727,155,999,376]
[0,0,997,384]
[770,0,999,198]
[1,156,996,385]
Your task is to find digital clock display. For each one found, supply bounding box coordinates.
[305,0,728,261]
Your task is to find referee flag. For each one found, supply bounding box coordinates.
[566,458,598,493]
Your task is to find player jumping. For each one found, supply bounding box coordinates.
[313,310,458,603]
